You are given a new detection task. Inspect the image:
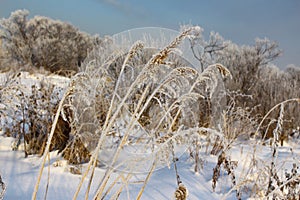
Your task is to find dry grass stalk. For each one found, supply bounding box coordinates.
[136,160,157,200]
[109,173,133,200]
[93,84,151,198]
[100,173,123,200]
[212,151,239,198]
[148,27,193,66]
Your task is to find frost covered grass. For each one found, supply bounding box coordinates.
[61,26,232,199]
[0,23,300,200]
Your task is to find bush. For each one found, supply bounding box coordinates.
[0,72,69,157]
[0,10,99,75]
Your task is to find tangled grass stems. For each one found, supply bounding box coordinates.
[75,41,148,199]
[100,173,124,200]
[92,84,151,198]
[36,26,232,199]
[233,98,300,198]
[267,172,300,198]
[76,27,198,199]
[150,63,231,137]
[32,81,74,200]
[253,98,300,141]
[99,173,133,200]
[248,99,300,195]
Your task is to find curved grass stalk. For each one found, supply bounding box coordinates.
[73,41,144,199]
[253,98,300,140]
[92,84,151,198]
[136,159,157,200]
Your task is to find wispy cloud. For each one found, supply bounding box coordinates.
[97,0,147,18]
[102,0,123,10]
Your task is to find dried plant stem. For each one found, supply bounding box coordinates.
[194,138,200,173]
[32,85,72,200]
[43,153,50,200]
[171,142,181,186]
[266,104,284,196]
[136,160,157,200]
[108,173,133,200]
[254,98,300,140]
[84,164,95,200]
[93,85,151,199]
[72,156,93,200]
[73,42,144,199]
[101,174,123,200]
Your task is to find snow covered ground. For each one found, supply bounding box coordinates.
[0,133,216,199]
[1,132,300,199]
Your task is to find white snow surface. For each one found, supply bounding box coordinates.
[1,132,300,199]
[0,134,217,199]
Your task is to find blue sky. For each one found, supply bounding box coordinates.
[0,0,299,68]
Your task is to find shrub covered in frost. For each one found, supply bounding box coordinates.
[0,10,99,75]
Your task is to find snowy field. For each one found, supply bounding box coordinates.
[1,131,300,199]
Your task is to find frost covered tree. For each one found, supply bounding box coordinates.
[0,9,98,74]
[253,64,300,137]
[217,38,281,95]
[183,25,228,72]
[184,25,281,95]
[185,27,286,131]
[219,41,300,138]
[186,26,300,138]
[0,10,31,69]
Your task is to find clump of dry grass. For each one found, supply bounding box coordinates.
[225,98,300,199]
[0,72,70,157]
[62,135,90,165]
[66,26,232,199]
[212,151,240,199]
